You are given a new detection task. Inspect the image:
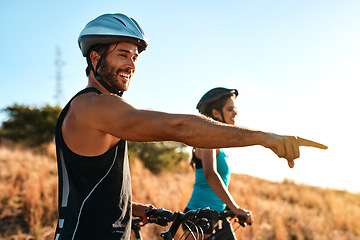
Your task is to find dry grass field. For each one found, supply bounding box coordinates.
[0,143,359,240]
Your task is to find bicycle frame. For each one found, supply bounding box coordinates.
[205,216,237,240]
[160,212,184,240]
[132,218,143,240]
[160,210,219,240]
[203,209,248,240]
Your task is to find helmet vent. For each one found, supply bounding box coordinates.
[113,17,126,26]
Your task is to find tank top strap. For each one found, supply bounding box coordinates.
[191,148,203,169]
[57,87,101,124]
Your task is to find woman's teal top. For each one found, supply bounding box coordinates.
[186,149,231,213]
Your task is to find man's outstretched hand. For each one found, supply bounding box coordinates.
[264,134,328,168]
[286,136,327,168]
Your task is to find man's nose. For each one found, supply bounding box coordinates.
[125,58,136,71]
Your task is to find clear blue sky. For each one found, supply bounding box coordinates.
[1,0,359,192]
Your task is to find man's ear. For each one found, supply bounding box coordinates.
[212,109,222,121]
[89,51,100,68]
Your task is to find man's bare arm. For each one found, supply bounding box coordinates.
[81,94,327,161]
[87,94,264,145]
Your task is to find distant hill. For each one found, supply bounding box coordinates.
[0,144,359,240]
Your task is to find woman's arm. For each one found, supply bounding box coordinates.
[199,149,253,224]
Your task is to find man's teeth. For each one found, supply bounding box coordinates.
[120,73,130,78]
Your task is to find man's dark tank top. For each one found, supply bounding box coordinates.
[54,87,132,240]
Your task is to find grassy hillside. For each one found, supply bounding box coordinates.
[0,144,359,240]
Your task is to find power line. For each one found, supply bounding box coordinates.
[54,46,65,106]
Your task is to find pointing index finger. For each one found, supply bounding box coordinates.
[296,136,328,149]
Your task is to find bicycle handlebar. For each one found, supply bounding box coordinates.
[132,208,250,239]
[146,207,219,224]
[145,208,250,226]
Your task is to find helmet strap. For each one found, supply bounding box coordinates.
[220,110,226,124]
[94,74,124,97]
[88,48,124,97]
[209,110,226,124]
[212,112,226,124]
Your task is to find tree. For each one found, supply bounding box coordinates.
[0,104,62,147]
[128,141,190,174]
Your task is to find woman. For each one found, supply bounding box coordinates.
[184,87,253,237]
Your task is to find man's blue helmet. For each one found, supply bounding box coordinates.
[78,13,148,57]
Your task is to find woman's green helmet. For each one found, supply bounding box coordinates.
[196,87,238,121]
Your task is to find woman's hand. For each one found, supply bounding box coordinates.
[233,207,254,225]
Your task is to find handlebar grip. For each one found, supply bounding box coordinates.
[237,215,246,222]
[145,207,157,216]
[237,215,246,227]
[146,208,173,218]
[146,207,174,226]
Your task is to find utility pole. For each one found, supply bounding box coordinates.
[54,46,64,106]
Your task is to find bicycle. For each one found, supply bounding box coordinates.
[131,208,249,240]
[131,207,219,240]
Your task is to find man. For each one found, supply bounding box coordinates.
[54,13,327,240]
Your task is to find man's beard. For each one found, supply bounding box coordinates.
[99,60,131,92]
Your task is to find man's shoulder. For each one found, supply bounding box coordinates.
[67,92,133,127]
[71,92,125,111]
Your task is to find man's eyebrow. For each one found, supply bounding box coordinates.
[117,49,138,56]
